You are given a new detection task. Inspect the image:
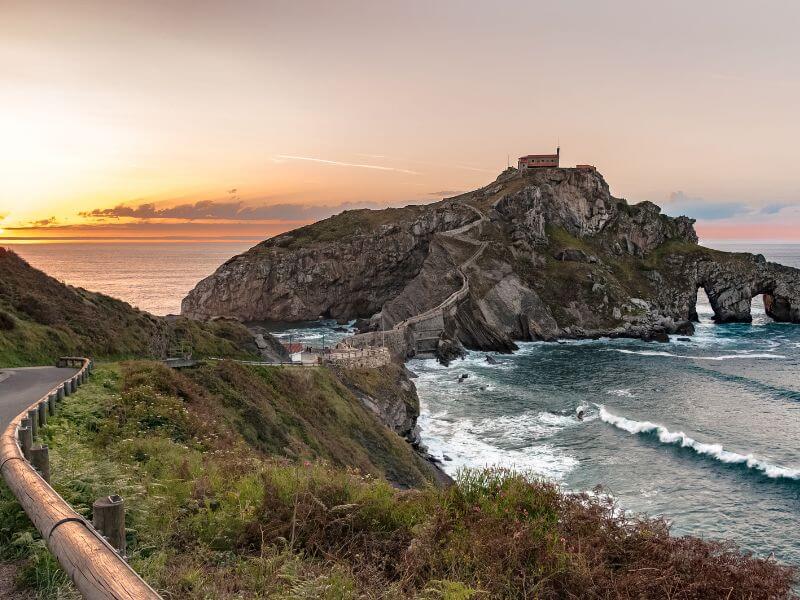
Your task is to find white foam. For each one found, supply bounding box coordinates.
[418,408,578,480]
[598,406,800,481]
[608,349,786,361]
[606,388,635,398]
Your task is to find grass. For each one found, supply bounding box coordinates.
[2,363,795,599]
[0,248,259,367]
[264,206,433,251]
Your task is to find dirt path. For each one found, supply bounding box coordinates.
[0,562,26,599]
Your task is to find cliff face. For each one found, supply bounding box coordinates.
[182,167,800,356]
[182,204,478,322]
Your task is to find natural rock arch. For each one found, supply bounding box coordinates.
[693,255,800,324]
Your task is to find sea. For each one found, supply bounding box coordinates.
[6,240,800,566]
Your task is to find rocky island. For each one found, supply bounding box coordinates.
[183,166,800,360]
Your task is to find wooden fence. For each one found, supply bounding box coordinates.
[0,357,161,599]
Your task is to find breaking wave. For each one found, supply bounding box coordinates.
[417,408,579,480]
[609,349,786,361]
[599,406,800,481]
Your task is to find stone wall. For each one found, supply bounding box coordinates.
[326,347,391,368]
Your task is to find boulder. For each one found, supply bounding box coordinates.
[436,337,466,366]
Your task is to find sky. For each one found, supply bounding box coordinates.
[2,0,800,242]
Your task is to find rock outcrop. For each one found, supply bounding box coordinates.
[183,167,800,357]
[182,204,477,322]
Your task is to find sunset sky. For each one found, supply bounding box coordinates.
[2,0,800,242]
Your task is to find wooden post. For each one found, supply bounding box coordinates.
[18,425,32,460]
[63,381,70,397]
[1,357,161,599]
[93,495,126,555]
[48,393,56,415]
[38,402,47,428]
[30,445,50,483]
[27,409,38,438]
[57,385,65,401]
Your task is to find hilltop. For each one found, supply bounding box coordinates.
[182,167,800,359]
[0,248,270,366]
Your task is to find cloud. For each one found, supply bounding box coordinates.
[274,155,420,175]
[664,191,750,221]
[80,200,389,222]
[428,190,465,197]
[759,202,793,215]
[31,217,58,227]
[664,191,800,221]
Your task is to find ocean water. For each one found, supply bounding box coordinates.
[5,242,254,315]
[5,238,800,566]
[413,242,800,566]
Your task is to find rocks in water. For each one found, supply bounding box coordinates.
[674,320,695,336]
[436,337,466,366]
[403,366,419,379]
[642,327,670,343]
[677,337,691,342]
[485,354,498,364]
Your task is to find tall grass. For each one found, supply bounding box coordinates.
[2,362,795,599]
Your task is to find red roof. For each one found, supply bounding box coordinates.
[282,342,305,353]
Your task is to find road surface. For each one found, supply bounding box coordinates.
[0,366,77,432]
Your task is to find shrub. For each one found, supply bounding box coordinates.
[14,294,60,325]
[0,310,14,330]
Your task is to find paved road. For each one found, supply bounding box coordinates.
[0,366,77,432]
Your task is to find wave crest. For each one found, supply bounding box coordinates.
[608,349,786,361]
[598,406,800,481]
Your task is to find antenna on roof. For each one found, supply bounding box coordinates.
[507,154,510,169]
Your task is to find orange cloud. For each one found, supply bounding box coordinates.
[79,199,390,222]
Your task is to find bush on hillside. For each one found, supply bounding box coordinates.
[14,294,60,326]
[241,465,796,599]
[0,310,14,331]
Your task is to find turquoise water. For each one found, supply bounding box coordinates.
[413,242,800,566]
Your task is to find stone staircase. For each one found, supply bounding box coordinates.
[394,205,489,355]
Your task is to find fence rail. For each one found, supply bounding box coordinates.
[0,357,161,600]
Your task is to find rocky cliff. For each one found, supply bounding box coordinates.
[182,167,800,358]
